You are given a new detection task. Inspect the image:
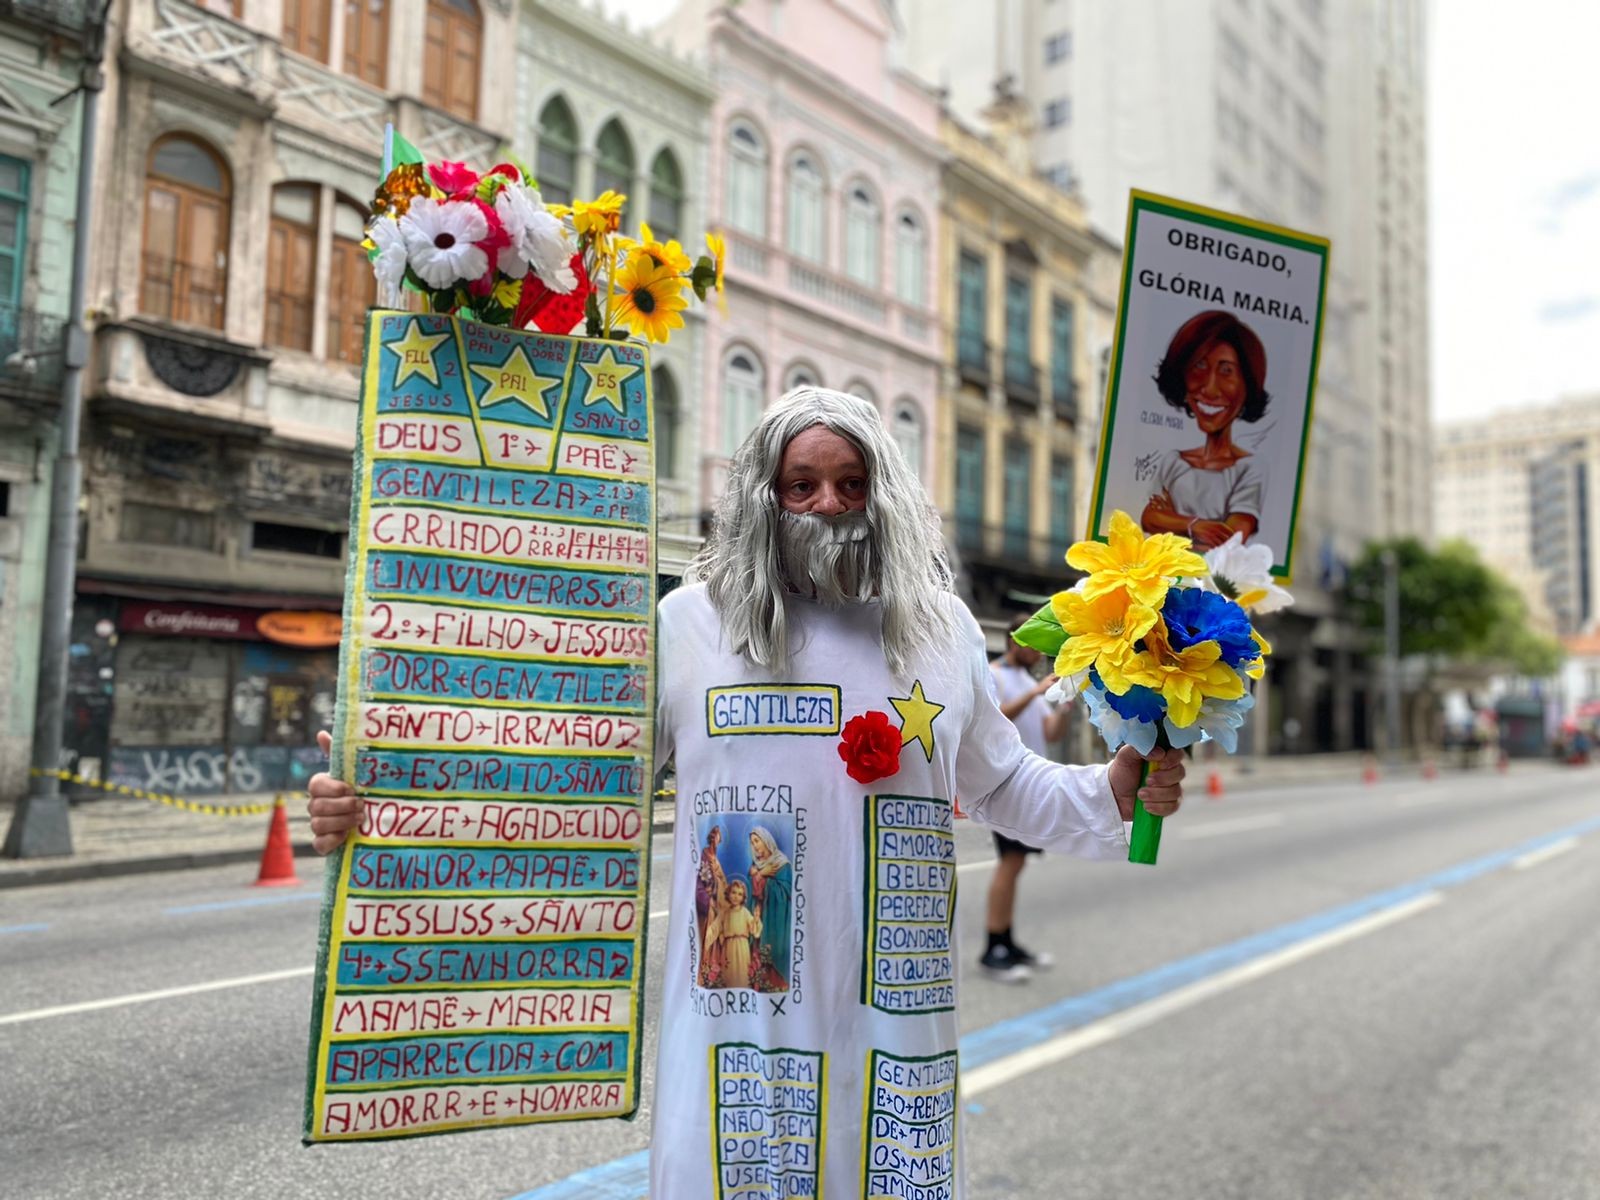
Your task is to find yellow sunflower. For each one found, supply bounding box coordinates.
[573,191,626,242]
[635,222,693,274]
[613,254,687,343]
[705,231,726,293]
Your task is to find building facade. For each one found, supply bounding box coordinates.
[62,0,516,795]
[0,0,96,798]
[933,110,1100,647]
[1435,394,1600,637]
[520,0,714,576]
[903,0,1432,754]
[660,0,944,525]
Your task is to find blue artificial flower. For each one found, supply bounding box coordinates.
[1159,586,1257,668]
[1082,682,1160,756]
[1089,666,1166,723]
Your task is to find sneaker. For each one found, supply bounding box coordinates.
[1009,943,1055,970]
[978,943,1033,983]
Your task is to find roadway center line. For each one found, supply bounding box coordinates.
[962,891,1443,1094]
[1178,813,1285,840]
[1512,837,1578,870]
[0,922,49,936]
[0,967,313,1027]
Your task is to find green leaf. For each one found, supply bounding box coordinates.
[1012,600,1067,658]
[584,289,603,338]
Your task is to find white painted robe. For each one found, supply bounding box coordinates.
[649,584,1129,1199]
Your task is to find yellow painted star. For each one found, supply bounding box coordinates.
[578,345,641,415]
[384,319,450,388]
[890,680,945,763]
[470,345,561,419]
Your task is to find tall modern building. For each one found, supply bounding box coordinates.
[903,0,1431,754]
[1435,394,1600,637]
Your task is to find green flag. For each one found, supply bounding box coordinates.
[382,125,423,176]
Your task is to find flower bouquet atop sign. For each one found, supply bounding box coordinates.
[365,129,723,343]
[1013,513,1289,864]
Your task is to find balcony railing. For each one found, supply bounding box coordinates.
[788,261,886,326]
[0,303,65,394]
[957,329,989,386]
[1052,376,1078,422]
[1003,352,1040,405]
[2,0,94,35]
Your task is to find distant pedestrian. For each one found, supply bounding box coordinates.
[981,612,1070,982]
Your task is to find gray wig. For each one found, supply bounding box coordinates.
[687,387,956,676]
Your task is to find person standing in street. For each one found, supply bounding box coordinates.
[980,612,1070,982]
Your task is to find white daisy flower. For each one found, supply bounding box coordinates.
[494,182,577,294]
[1198,532,1294,613]
[367,216,407,306]
[399,196,488,290]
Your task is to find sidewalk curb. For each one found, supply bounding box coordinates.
[0,810,679,890]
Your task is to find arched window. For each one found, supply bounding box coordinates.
[423,0,481,121]
[653,365,680,481]
[844,182,880,287]
[722,349,764,453]
[282,0,331,63]
[783,362,821,393]
[786,152,824,262]
[648,148,684,242]
[726,120,767,237]
[892,401,924,480]
[536,96,578,205]
[342,0,389,86]
[894,207,926,306]
[265,182,317,351]
[142,134,230,330]
[595,119,635,226]
[846,380,877,410]
[329,196,377,365]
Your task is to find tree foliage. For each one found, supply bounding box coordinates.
[1343,537,1564,676]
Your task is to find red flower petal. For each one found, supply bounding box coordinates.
[428,161,480,195]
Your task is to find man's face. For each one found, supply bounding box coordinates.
[1009,642,1042,669]
[776,426,869,515]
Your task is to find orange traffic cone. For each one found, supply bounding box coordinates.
[1496,750,1509,774]
[1421,758,1438,781]
[1206,769,1224,798]
[255,794,301,887]
[953,796,967,820]
[1362,754,1379,785]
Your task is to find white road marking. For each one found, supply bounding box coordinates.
[962,891,1444,1095]
[0,967,314,1026]
[1178,813,1286,840]
[1512,837,1578,871]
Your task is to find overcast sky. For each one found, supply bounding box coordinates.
[597,0,1600,423]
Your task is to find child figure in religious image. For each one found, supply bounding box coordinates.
[706,878,762,990]
[695,825,728,986]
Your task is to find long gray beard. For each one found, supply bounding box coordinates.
[777,510,877,606]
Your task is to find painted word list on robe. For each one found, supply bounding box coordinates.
[303,312,656,1142]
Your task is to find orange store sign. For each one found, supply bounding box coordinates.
[257,610,343,647]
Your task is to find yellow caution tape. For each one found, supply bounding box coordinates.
[28,768,280,818]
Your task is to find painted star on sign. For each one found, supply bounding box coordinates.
[578,345,641,415]
[469,345,560,418]
[384,319,450,388]
[890,679,945,762]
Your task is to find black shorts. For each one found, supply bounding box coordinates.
[992,832,1043,857]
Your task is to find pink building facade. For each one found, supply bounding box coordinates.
[664,0,944,517]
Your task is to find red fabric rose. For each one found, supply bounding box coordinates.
[838,710,903,785]
[514,252,592,334]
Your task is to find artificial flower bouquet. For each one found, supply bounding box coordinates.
[365,132,723,343]
[1014,512,1291,864]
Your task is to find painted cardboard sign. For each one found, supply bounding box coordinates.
[303,311,656,1142]
[1087,190,1330,578]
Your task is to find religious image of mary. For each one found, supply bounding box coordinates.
[1140,310,1271,549]
[746,825,793,989]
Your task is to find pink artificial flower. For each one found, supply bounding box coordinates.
[427,161,481,196]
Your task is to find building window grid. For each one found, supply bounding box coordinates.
[1002,440,1031,557]
[727,122,767,237]
[1044,32,1071,64]
[1043,97,1071,128]
[0,155,29,308]
[957,249,987,371]
[955,426,984,547]
[787,154,825,263]
[1004,273,1032,387]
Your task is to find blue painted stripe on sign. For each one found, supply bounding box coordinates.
[506,815,1600,1200]
[162,891,322,916]
[0,922,49,935]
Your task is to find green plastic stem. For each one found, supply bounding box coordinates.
[1127,725,1172,866]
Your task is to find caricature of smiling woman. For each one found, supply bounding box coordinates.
[1140,310,1270,549]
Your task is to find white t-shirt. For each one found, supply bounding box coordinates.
[649,584,1128,1199]
[1152,448,1266,521]
[988,660,1052,756]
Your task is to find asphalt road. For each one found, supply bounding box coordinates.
[3,762,1598,1200]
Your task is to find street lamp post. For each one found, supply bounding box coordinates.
[1381,547,1402,767]
[3,4,108,859]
